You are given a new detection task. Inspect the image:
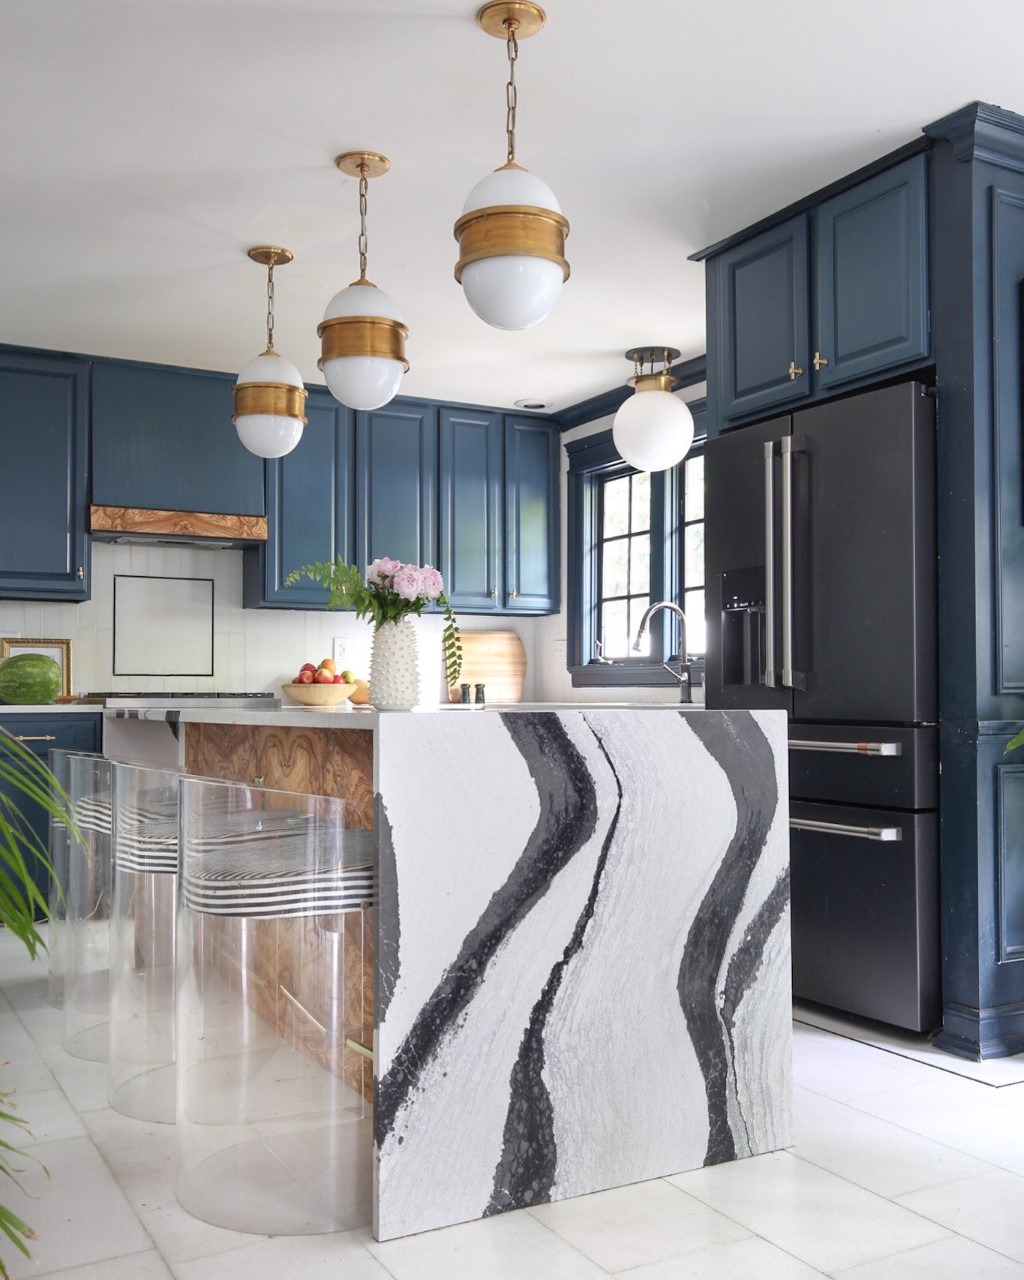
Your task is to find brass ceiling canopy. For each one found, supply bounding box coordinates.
[246,246,294,268]
[626,347,681,393]
[334,151,391,180]
[476,1,547,39]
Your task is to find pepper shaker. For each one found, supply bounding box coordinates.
[460,682,471,704]
[474,683,486,704]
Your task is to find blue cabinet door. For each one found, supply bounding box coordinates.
[439,408,503,611]
[504,416,560,613]
[243,388,355,608]
[355,400,438,573]
[0,349,90,600]
[713,214,811,421]
[92,359,265,516]
[0,713,102,917]
[815,155,929,390]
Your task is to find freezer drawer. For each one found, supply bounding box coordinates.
[790,800,939,1032]
[788,723,938,810]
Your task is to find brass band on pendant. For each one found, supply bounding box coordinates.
[317,315,410,371]
[232,381,309,424]
[628,373,679,394]
[453,204,570,281]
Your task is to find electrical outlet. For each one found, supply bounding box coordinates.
[333,638,347,664]
[553,638,567,662]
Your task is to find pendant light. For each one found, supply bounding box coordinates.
[318,151,409,411]
[612,347,695,473]
[454,2,569,330]
[233,247,308,459]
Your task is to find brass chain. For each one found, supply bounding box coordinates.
[265,257,276,353]
[358,165,369,281]
[505,20,519,165]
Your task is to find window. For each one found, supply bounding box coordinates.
[566,398,706,689]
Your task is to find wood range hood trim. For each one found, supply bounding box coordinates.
[90,504,268,546]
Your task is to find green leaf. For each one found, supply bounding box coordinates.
[1006,727,1024,754]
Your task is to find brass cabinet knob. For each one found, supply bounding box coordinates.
[788,361,804,381]
[77,566,85,580]
[813,352,829,371]
[491,588,498,598]
[509,589,517,600]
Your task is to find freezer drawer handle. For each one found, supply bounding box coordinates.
[12,734,57,743]
[763,441,777,687]
[788,739,903,757]
[790,817,903,842]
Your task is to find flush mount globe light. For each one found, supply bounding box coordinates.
[233,247,309,459]
[318,151,409,411]
[454,2,569,330]
[612,347,695,473]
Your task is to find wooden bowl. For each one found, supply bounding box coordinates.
[281,681,357,707]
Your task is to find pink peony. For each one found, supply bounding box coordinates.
[392,564,425,601]
[420,565,444,599]
[368,556,401,586]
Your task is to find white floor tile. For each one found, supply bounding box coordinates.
[37,1042,109,1112]
[1,1135,152,1280]
[24,1250,176,1280]
[849,1079,1024,1176]
[895,1170,1024,1263]
[0,1009,47,1067]
[831,1233,1024,1279]
[667,1150,948,1273]
[612,1234,828,1278]
[792,1086,995,1197]
[0,1059,56,1095]
[367,1208,611,1279]
[174,1228,394,1279]
[10,1084,85,1144]
[527,1177,750,1273]
[792,1024,934,1101]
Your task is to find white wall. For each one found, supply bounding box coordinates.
[0,543,539,705]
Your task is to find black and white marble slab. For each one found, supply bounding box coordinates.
[373,707,791,1240]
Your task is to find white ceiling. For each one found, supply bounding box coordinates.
[5,0,1024,412]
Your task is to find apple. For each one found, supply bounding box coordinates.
[297,670,314,684]
[300,662,317,674]
[333,674,344,683]
[314,667,335,684]
[341,669,356,683]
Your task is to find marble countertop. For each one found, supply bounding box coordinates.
[0,703,105,715]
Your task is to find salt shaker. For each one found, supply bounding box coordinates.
[460,683,471,704]
[474,683,486,704]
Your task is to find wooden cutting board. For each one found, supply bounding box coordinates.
[447,630,527,703]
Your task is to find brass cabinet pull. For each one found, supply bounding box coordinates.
[509,589,517,599]
[76,566,84,580]
[14,735,57,743]
[813,352,829,371]
[491,588,498,598]
[788,361,804,381]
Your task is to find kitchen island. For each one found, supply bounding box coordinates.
[106,702,791,1240]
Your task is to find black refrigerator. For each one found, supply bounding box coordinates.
[704,381,940,1032]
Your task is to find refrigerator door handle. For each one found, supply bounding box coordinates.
[790,817,903,842]
[763,440,777,687]
[788,739,904,757]
[780,436,806,690]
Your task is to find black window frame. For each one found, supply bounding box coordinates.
[566,402,706,690]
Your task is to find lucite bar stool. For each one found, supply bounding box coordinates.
[108,761,181,1122]
[63,754,114,1061]
[175,777,376,1235]
[46,748,101,1010]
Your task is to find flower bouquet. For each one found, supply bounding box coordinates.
[285,556,462,685]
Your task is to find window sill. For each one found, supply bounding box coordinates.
[569,660,705,690]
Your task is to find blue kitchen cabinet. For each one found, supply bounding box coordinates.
[815,155,929,390]
[355,400,438,573]
[0,348,91,600]
[710,214,812,422]
[438,407,504,611]
[705,154,929,426]
[504,415,560,614]
[242,388,355,608]
[0,712,102,918]
[91,359,265,516]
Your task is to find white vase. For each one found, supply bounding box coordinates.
[369,617,421,711]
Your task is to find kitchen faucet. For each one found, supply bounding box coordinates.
[633,601,692,703]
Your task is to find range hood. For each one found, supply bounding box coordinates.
[90,505,268,547]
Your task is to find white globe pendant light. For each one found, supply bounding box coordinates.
[612,347,695,473]
[318,152,409,412]
[232,247,308,459]
[454,2,569,331]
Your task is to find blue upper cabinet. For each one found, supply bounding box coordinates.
[504,416,560,614]
[242,388,354,608]
[355,400,438,572]
[0,348,90,600]
[439,407,504,611]
[92,359,265,515]
[712,214,812,421]
[815,155,929,390]
[706,154,930,427]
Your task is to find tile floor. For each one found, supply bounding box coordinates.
[3,926,1024,1280]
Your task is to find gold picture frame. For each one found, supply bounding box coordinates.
[0,638,73,698]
